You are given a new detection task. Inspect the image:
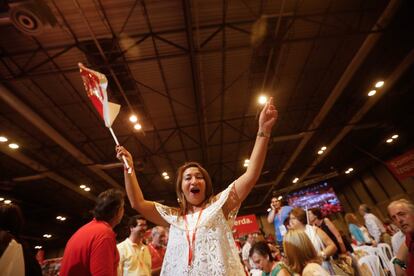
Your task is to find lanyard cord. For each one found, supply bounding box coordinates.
[183,208,204,266]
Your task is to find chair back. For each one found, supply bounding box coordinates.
[358,255,381,276]
[378,243,392,260]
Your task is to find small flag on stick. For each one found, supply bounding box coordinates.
[78,63,131,173]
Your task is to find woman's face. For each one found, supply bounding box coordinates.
[181,167,206,206]
[289,213,303,229]
[308,211,317,225]
[251,252,271,272]
[271,198,281,209]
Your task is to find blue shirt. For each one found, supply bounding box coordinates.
[348,223,365,244]
[273,206,293,242]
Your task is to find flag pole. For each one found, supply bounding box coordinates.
[109,127,132,174]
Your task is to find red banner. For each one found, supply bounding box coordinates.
[386,149,414,180]
[233,214,259,237]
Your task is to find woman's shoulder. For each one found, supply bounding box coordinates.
[302,263,329,276]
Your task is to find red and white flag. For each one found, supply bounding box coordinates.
[78,63,120,128]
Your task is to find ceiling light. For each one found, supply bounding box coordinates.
[0,197,4,201]
[292,177,299,183]
[163,175,170,180]
[258,95,267,105]
[277,196,283,200]
[348,168,354,172]
[60,217,66,221]
[84,187,91,192]
[321,146,327,151]
[162,172,168,176]
[386,138,393,143]
[4,199,11,204]
[317,150,324,155]
[368,90,376,97]
[134,123,142,130]
[345,170,350,174]
[244,159,250,163]
[0,136,8,142]
[8,143,19,149]
[391,134,399,139]
[267,208,271,212]
[56,216,62,220]
[129,115,138,123]
[43,234,52,238]
[80,184,86,189]
[35,246,42,249]
[375,81,384,88]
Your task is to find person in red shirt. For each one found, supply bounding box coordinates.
[388,199,414,276]
[60,189,125,276]
[148,226,167,275]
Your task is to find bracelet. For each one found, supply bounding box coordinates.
[257,131,270,138]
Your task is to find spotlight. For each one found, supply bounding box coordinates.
[375,81,384,88]
[258,95,267,105]
[129,115,138,123]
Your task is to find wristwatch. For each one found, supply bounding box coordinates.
[391,257,407,270]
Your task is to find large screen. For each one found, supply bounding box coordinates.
[285,182,342,215]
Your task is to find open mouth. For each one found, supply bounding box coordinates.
[190,187,200,195]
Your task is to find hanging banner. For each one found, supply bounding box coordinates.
[386,148,414,180]
[233,214,260,237]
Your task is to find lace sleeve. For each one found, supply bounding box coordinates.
[154,202,180,226]
[221,182,241,223]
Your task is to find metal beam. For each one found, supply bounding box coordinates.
[0,144,96,201]
[252,0,401,209]
[183,0,209,163]
[0,83,121,189]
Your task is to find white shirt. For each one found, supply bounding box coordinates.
[0,239,25,276]
[155,182,245,276]
[391,230,405,256]
[241,241,256,269]
[117,238,151,276]
[363,213,386,242]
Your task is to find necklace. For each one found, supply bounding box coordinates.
[183,208,204,266]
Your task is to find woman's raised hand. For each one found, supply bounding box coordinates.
[258,97,278,135]
[116,145,133,169]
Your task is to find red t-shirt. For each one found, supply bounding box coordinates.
[148,243,166,270]
[60,219,119,276]
[406,233,414,276]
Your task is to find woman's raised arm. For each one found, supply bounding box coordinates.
[116,146,168,226]
[234,97,278,202]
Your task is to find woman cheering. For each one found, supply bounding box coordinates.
[116,98,277,275]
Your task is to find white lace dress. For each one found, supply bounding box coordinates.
[155,182,246,276]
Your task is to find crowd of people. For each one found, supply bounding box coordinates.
[1,99,413,276]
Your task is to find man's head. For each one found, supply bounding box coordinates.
[128,215,147,238]
[151,226,167,247]
[359,204,370,216]
[246,233,255,244]
[93,189,124,227]
[388,199,414,234]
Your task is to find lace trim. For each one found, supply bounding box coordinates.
[154,182,239,230]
